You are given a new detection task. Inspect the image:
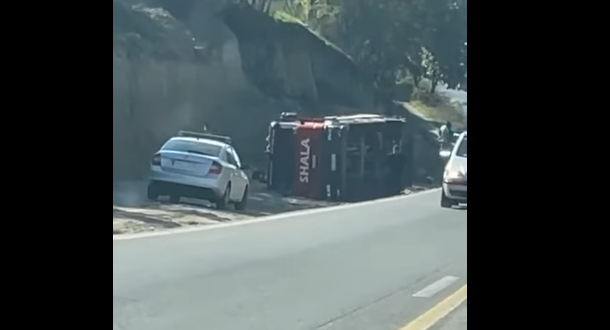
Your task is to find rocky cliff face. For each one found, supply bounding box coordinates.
[113,0,440,183]
[113,0,271,180]
[220,3,380,110]
[112,0,375,181]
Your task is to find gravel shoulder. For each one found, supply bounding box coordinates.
[113,181,434,235]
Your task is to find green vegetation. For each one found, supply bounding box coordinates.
[409,90,465,127]
[269,0,467,94]
[261,0,467,121]
[272,10,303,24]
[143,0,466,97]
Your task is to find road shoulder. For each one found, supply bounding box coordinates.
[399,285,467,330]
[113,181,437,236]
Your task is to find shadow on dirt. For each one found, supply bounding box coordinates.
[112,208,181,229]
[243,187,340,215]
[162,190,338,217]
[113,181,339,221]
[145,202,234,222]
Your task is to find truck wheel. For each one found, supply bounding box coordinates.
[169,195,180,203]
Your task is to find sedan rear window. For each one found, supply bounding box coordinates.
[162,139,222,157]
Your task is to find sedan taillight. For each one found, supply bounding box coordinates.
[209,161,223,174]
[151,154,161,166]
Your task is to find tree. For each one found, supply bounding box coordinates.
[334,0,425,94]
[276,0,340,35]
[421,47,441,93]
[238,0,273,13]
[418,0,467,90]
[239,0,468,94]
[333,0,467,93]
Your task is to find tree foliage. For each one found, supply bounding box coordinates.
[274,0,467,93]
[280,0,339,32]
[239,0,274,13]
[335,0,467,92]
[241,0,466,94]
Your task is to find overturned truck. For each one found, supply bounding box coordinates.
[264,113,410,202]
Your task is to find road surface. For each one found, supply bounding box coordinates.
[113,190,467,330]
[430,302,467,330]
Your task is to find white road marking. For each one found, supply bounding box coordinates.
[113,188,441,241]
[413,276,460,298]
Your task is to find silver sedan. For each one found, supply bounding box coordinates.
[147,134,250,210]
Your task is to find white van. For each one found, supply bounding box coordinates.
[441,131,467,208]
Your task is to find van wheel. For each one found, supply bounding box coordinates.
[216,183,231,210]
[234,186,248,211]
[441,190,456,208]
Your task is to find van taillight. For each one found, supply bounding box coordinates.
[209,161,222,174]
[151,154,161,166]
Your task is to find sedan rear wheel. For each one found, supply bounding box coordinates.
[234,186,248,211]
[216,183,231,210]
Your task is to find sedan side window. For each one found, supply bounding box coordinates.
[219,149,228,163]
[231,148,242,168]
[226,147,238,167]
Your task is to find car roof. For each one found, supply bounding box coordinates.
[168,136,229,148]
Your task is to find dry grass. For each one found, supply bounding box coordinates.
[409,89,466,129]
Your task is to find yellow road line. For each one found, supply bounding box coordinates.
[398,284,467,330]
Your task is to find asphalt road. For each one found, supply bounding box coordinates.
[430,301,467,330]
[113,190,467,330]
